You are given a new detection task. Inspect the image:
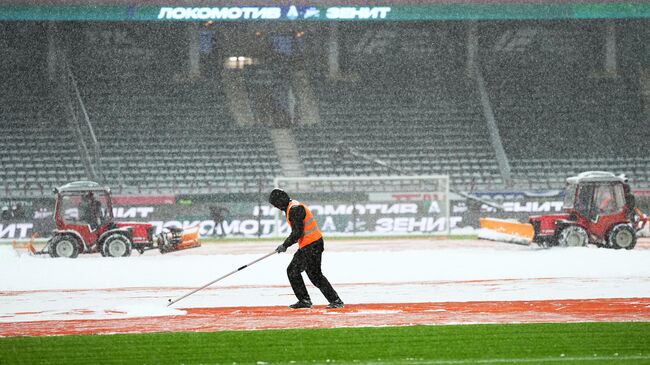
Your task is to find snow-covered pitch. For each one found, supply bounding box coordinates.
[1,238,650,323]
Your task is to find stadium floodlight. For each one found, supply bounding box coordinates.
[273,175,451,237]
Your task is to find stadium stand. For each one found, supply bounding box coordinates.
[72,73,281,194]
[0,24,87,197]
[294,24,504,191]
[298,73,503,191]
[1,22,647,198]
[481,23,650,189]
[65,22,281,194]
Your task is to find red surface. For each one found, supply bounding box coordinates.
[2,298,649,337]
[112,195,176,205]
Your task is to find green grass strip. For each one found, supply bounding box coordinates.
[2,322,649,365]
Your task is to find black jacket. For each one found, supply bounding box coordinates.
[281,202,305,249]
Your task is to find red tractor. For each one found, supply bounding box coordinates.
[530,171,647,249]
[29,181,200,258]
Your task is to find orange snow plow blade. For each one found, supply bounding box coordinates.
[158,226,201,253]
[478,218,534,245]
[177,226,201,250]
[12,233,38,255]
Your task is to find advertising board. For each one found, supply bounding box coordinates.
[1,4,649,21]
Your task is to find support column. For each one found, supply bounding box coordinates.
[605,22,617,75]
[640,69,650,125]
[46,22,57,81]
[188,22,201,78]
[328,22,341,80]
[474,65,512,186]
[467,22,478,78]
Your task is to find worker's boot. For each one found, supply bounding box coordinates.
[289,299,312,309]
[326,299,344,309]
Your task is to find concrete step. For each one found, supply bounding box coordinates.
[270,128,305,178]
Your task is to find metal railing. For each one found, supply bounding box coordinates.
[52,44,103,183]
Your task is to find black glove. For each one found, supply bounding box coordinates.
[275,244,287,253]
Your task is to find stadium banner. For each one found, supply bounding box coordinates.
[112,195,176,205]
[3,190,648,239]
[634,189,650,197]
[1,3,650,21]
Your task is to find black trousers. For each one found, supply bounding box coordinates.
[287,239,340,303]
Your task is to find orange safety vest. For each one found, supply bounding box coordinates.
[286,200,322,248]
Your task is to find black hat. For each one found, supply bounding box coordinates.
[269,188,290,210]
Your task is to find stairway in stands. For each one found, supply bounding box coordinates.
[270,129,306,178]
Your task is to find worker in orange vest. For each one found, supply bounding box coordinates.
[269,188,344,309]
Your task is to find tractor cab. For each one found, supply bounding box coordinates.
[562,172,629,228]
[530,171,644,249]
[54,181,115,247]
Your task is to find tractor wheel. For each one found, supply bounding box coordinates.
[608,224,637,250]
[49,236,80,258]
[102,234,132,258]
[557,225,588,247]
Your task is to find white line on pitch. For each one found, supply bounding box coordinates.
[345,354,650,364]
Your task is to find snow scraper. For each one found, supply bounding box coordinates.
[167,250,278,307]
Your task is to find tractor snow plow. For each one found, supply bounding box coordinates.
[158,226,201,253]
[25,181,201,258]
[11,233,39,255]
[480,171,648,249]
[478,218,534,245]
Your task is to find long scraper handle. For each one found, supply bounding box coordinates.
[167,250,278,307]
